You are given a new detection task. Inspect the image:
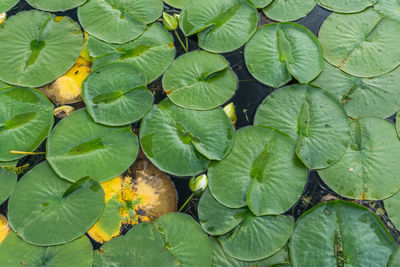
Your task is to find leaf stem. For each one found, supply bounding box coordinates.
[174,30,188,53]
[178,193,194,212]
[9,151,46,155]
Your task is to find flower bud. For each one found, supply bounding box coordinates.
[189,174,208,194]
[223,102,237,125]
[162,12,178,31]
[0,13,6,25]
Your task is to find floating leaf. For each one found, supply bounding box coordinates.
[384,191,400,230]
[319,8,400,77]
[140,99,234,176]
[87,158,177,243]
[318,0,376,13]
[312,61,400,118]
[0,170,17,204]
[87,22,175,83]
[8,162,104,246]
[211,238,291,267]
[318,117,400,200]
[375,0,400,23]
[0,11,83,87]
[0,232,93,267]
[47,109,139,182]
[26,0,88,11]
[263,0,318,22]
[249,0,272,8]
[162,51,238,110]
[219,213,294,261]
[163,0,190,9]
[254,84,350,170]
[0,86,54,161]
[94,213,213,267]
[82,63,153,126]
[78,0,163,44]
[389,247,400,267]
[245,22,323,88]
[397,111,400,138]
[289,200,396,266]
[0,0,18,12]
[208,126,307,215]
[179,0,259,53]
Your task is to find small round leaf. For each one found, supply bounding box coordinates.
[163,0,190,9]
[26,0,88,11]
[162,51,238,110]
[263,0,318,22]
[0,170,17,204]
[318,0,376,13]
[82,63,153,126]
[0,0,18,12]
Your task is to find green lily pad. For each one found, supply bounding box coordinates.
[162,51,238,110]
[384,191,400,230]
[263,0,318,22]
[87,22,175,83]
[95,213,213,267]
[211,238,291,267]
[140,99,234,176]
[0,10,83,87]
[82,63,153,126]
[318,117,400,200]
[78,0,163,44]
[179,0,259,53]
[249,0,272,8]
[8,161,104,246]
[319,8,400,77]
[0,86,54,162]
[198,189,248,236]
[163,0,190,9]
[219,213,294,261]
[289,200,396,267]
[397,111,400,138]
[389,248,400,267]
[0,0,18,12]
[0,232,93,267]
[311,61,400,118]
[26,0,87,11]
[47,109,139,182]
[318,0,376,13]
[254,84,351,170]
[244,23,323,88]
[0,170,17,204]
[375,0,400,23]
[208,126,307,215]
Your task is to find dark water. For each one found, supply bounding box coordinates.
[2,1,399,246]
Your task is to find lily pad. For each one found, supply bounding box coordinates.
[140,98,234,176]
[0,170,17,204]
[94,213,213,267]
[211,238,291,267]
[208,126,307,215]
[389,248,400,267]
[0,10,83,87]
[163,0,190,9]
[82,63,153,126]
[311,61,400,118]
[318,117,400,200]
[78,0,163,44]
[263,0,318,22]
[244,23,323,88]
[0,0,18,12]
[162,51,238,110]
[254,84,351,170]
[384,191,400,230]
[249,0,272,8]
[0,232,93,267]
[47,109,139,182]
[0,86,54,161]
[179,0,259,53]
[219,213,294,261]
[8,161,104,246]
[289,200,396,267]
[375,0,400,23]
[318,0,376,13]
[87,22,175,83]
[319,8,400,77]
[26,0,88,11]
[397,111,400,138]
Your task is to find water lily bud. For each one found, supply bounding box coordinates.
[223,102,237,125]
[162,12,178,31]
[54,105,75,119]
[0,13,6,25]
[189,174,208,194]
